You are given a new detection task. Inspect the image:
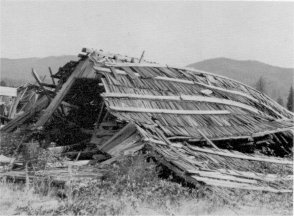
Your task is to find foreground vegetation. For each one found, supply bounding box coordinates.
[0,155,292,216]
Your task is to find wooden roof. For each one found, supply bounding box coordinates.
[92,59,293,142]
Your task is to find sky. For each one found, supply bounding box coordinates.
[1,1,294,68]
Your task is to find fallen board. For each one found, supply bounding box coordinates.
[0,166,105,186]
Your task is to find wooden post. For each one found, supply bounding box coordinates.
[48,67,56,85]
[139,50,145,63]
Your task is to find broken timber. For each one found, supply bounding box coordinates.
[34,59,93,127]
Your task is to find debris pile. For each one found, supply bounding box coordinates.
[0,48,293,192]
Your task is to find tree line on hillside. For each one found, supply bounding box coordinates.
[255,76,293,112]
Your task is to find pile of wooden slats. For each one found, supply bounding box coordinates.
[147,141,292,193]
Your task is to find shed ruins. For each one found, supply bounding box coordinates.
[1,48,293,192]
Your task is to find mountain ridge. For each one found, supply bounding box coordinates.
[188,57,293,103]
[0,55,78,86]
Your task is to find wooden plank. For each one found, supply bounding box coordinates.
[139,51,145,63]
[1,96,49,132]
[32,69,49,95]
[102,93,180,101]
[122,67,138,80]
[61,101,79,109]
[108,67,119,80]
[34,59,92,127]
[99,123,137,152]
[109,106,230,115]
[154,76,258,102]
[101,78,110,93]
[102,93,259,114]
[196,128,220,149]
[9,87,28,119]
[191,175,291,193]
[108,133,141,156]
[216,168,293,182]
[187,145,293,165]
[252,127,294,137]
[48,67,56,85]
[188,170,258,184]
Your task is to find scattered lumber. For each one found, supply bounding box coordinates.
[1,96,49,132]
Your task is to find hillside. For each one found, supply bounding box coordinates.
[0,55,78,86]
[188,58,294,103]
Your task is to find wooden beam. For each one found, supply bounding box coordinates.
[61,101,79,109]
[34,59,92,127]
[139,50,145,63]
[101,78,110,93]
[32,69,45,89]
[252,127,294,137]
[155,76,259,102]
[195,129,220,149]
[32,69,54,98]
[109,106,230,115]
[102,93,259,114]
[48,67,56,85]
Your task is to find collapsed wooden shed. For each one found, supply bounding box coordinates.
[1,48,293,192]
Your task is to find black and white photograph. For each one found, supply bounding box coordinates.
[0,1,293,215]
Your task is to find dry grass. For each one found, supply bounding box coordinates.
[0,155,292,216]
[0,181,59,215]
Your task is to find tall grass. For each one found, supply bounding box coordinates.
[0,155,292,215]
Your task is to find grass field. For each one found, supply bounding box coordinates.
[0,155,292,216]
